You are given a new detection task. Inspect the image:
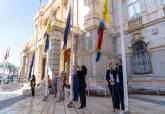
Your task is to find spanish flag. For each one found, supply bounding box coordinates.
[96,20,105,62]
[102,0,110,24]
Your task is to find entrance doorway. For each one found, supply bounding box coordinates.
[64,49,71,83]
[41,58,46,80]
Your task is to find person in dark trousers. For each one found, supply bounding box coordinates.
[106,62,119,113]
[31,74,36,96]
[53,71,59,97]
[115,59,125,111]
[77,65,87,109]
[72,65,79,102]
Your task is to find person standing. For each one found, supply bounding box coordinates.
[53,71,59,97]
[115,59,125,111]
[56,71,64,101]
[30,74,36,96]
[62,71,67,99]
[72,65,79,102]
[77,65,87,109]
[48,75,52,95]
[106,63,119,112]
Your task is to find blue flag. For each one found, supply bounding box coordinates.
[63,8,71,49]
[44,32,49,52]
[28,52,35,80]
[96,51,101,62]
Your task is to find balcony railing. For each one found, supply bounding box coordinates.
[128,16,143,30]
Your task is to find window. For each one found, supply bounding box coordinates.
[128,0,141,19]
[157,0,165,5]
[132,41,152,74]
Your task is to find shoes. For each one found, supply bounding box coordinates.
[78,106,86,109]
[78,106,84,109]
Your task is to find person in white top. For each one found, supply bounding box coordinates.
[56,71,64,101]
[106,62,119,113]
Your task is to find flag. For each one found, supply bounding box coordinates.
[4,48,10,62]
[102,0,110,24]
[28,52,35,80]
[96,20,105,62]
[47,20,52,33]
[44,32,49,52]
[63,8,71,49]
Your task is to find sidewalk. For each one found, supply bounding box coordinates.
[0,87,165,114]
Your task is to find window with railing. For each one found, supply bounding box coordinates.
[128,0,141,19]
[132,40,152,74]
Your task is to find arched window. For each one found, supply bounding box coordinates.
[132,40,152,74]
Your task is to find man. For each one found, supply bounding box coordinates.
[53,70,59,97]
[77,65,87,109]
[30,74,36,96]
[115,59,125,111]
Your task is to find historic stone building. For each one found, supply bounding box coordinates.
[20,0,165,91]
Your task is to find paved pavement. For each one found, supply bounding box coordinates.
[0,94,165,114]
[0,84,165,114]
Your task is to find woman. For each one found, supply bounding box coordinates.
[77,65,87,109]
[30,74,36,96]
[106,63,119,113]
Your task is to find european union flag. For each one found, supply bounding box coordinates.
[28,52,35,80]
[44,32,49,52]
[63,8,71,49]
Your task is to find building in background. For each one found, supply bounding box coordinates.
[20,0,165,92]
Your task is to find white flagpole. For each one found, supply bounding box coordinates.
[44,0,54,100]
[33,0,42,77]
[69,0,74,101]
[118,0,129,112]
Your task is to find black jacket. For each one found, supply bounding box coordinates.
[106,69,116,86]
[77,70,87,89]
[115,65,123,87]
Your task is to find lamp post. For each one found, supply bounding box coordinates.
[118,0,129,113]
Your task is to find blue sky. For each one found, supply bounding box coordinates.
[0,0,48,66]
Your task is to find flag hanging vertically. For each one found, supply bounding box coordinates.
[47,20,52,34]
[96,20,105,62]
[102,0,110,24]
[63,8,71,49]
[4,48,10,62]
[44,32,49,52]
[28,52,35,80]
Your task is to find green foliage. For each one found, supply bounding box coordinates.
[0,62,18,74]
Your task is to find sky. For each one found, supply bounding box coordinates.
[0,0,48,66]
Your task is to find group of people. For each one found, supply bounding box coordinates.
[30,60,125,112]
[52,70,67,101]
[30,64,87,109]
[106,59,125,113]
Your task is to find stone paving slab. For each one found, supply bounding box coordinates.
[0,94,165,114]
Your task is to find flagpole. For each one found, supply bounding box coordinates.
[69,0,75,101]
[33,0,42,79]
[118,0,129,112]
[43,0,54,100]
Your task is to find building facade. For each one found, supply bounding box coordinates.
[20,0,165,90]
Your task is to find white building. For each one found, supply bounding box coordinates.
[20,0,165,92]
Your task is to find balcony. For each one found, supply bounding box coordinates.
[128,16,144,31]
